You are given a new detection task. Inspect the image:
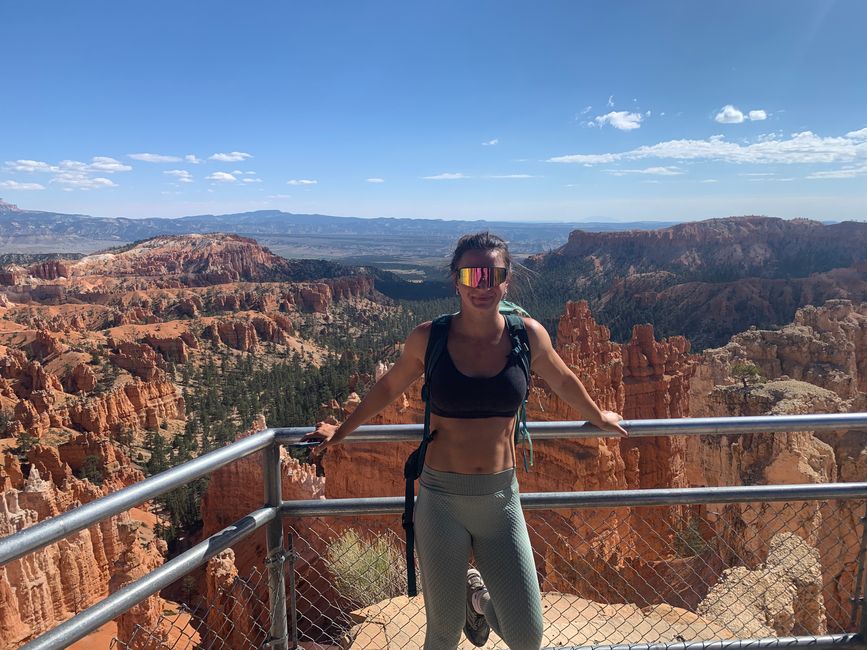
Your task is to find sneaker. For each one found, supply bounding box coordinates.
[464,568,490,647]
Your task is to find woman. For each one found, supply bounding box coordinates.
[304,232,627,650]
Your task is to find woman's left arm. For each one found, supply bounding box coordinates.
[524,318,629,437]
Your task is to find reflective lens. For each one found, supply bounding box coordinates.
[456,266,508,288]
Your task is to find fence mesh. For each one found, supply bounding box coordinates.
[109,497,866,650]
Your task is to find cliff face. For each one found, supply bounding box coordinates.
[0,450,165,648]
[686,300,867,630]
[527,217,867,349]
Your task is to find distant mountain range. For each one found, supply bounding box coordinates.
[0,199,676,257]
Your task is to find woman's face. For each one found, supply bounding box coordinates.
[454,248,510,312]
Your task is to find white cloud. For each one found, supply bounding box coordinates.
[286,179,317,185]
[206,172,237,183]
[242,177,262,183]
[607,95,614,107]
[715,105,745,124]
[603,166,683,176]
[592,111,643,131]
[806,163,867,179]
[422,173,469,180]
[700,179,719,183]
[482,138,499,146]
[749,110,768,121]
[185,154,202,164]
[580,105,592,115]
[5,159,55,173]
[6,157,131,174]
[164,170,194,183]
[128,153,182,163]
[53,175,117,190]
[267,194,292,199]
[845,127,867,140]
[0,180,45,190]
[88,156,132,172]
[210,151,252,162]
[366,178,385,183]
[486,174,537,179]
[548,129,867,166]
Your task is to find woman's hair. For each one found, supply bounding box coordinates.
[449,231,512,274]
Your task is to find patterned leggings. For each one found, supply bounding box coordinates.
[414,465,544,650]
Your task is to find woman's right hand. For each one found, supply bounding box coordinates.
[301,422,339,461]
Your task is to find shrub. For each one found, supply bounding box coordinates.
[325,529,408,607]
[731,361,763,388]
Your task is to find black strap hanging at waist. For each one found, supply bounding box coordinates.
[401,422,435,596]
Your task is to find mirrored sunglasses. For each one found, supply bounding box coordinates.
[456,266,509,288]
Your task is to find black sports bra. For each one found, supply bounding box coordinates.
[428,344,528,419]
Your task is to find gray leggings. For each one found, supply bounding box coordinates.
[415,466,544,650]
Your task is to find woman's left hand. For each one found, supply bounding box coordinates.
[591,410,629,437]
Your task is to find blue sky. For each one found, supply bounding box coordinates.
[1,1,865,222]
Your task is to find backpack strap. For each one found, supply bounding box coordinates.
[402,313,453,596]
[503,313,533,471]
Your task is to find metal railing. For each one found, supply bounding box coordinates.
[0,413,866,650]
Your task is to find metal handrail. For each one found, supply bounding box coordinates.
[281,482,867,518]
[2,413,866,650]
[274,413,867,445]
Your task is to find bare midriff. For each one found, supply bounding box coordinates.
[424,413,517,474]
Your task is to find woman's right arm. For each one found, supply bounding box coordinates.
[302,322,429,456]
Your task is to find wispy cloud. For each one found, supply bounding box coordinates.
[185,154,202,164]
[5,157,129,191]
[53,175,117,190]
[422,172,469,180]
[5,159,55,173]
[267,194,292,199]
[715,105,770,124]
[580,105,593,115]
[485,174,538,179]
[603,166,683,176]
[206,172,237,183]
[591,111,643,131]
[700,179,719,183]
[286,179,317,185]
[806,163,867,179]
[164,170,194,183]
[482,138,499,146]
[607,95,615,107]
[366,177,385,183]
[129,153,181,163]
[548,129,867,166]
[210,151,252,162]
[242,177,262,183]
[0,180,45,190]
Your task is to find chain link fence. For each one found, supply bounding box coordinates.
[110,496,866,649]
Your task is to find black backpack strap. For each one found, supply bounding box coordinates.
[503,314,534,470]
[402,314,453,596]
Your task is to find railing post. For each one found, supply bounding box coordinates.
[263,442,290,650]
[861,502,867,640]
[288,532,299,649]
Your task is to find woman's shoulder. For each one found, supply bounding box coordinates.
[516,316,550,350]
[404,321,434,359]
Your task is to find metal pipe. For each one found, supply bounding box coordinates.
[551,633,863,650]
[851,502,867,629]
[0,428,276,567]
[273,413,867,445]
[862,503,867,640]
[281,483,867,518]
[20,507,276,650]
[287,533,299,650]
[263,443,289,650]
